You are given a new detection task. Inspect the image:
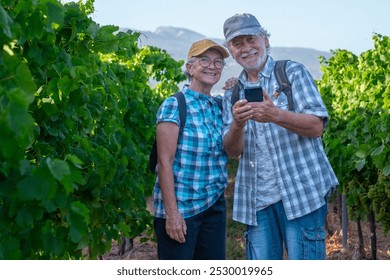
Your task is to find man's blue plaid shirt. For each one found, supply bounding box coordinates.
[223,57,339,226]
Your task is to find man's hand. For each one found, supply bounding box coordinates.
[250,90,325,137]
[250,90,278,123]
[232,99,253,127]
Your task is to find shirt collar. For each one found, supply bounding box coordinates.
[182,85,213,102]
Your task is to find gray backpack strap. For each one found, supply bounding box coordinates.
[274,60,294,111]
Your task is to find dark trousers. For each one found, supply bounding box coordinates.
[154,193,226,260]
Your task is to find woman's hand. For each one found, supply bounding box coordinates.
[165,210,187,243]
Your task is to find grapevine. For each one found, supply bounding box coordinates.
[0,0,185,259]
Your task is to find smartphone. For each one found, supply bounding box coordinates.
[244,86,263,102]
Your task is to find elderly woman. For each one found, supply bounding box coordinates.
[153,39,229,260]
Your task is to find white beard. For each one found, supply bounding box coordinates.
[242,50,267,72]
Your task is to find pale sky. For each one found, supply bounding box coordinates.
[63,0,389,55]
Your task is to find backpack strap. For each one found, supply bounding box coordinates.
[173,91,186,137]
[148,91,186,173]
[231,82,241,108]
[274,60,294,111]
[212,96,223,111]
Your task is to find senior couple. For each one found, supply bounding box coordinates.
[152,13,338,260]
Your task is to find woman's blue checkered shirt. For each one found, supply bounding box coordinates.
[153,87,228,219]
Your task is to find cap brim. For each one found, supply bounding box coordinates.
[225,28,260,43]
[189,44,229,59]
[210,45,229,59]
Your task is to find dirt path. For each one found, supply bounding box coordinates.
[102,199,389,260]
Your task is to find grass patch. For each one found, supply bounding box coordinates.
[225,159,246,260]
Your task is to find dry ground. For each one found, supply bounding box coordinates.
[102,196,390,260]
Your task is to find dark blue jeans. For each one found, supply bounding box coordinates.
[154,193,226,260]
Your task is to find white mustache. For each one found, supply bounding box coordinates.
[241,49,257,59]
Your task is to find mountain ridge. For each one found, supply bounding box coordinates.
[121,26,332,93]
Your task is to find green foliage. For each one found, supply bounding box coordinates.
[0,0,185,259]
[318,33,390,234]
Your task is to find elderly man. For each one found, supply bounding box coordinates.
[222,13,339,260]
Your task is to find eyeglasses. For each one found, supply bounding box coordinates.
[196,57,226,69]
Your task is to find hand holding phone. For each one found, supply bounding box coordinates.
[244,86,263,102]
